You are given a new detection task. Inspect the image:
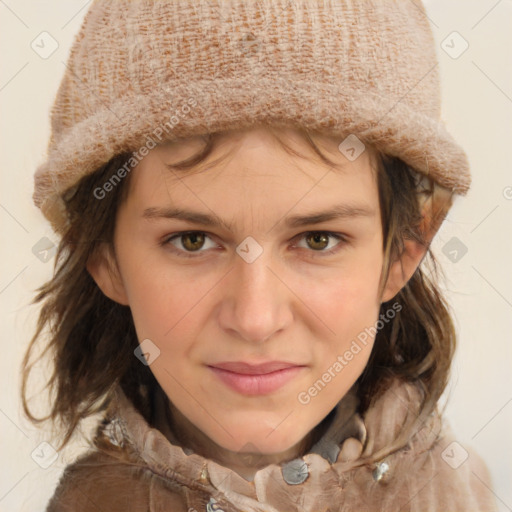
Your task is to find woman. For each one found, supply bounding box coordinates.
[23,1,496,510]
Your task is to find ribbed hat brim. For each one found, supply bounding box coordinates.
[34,77,470,235]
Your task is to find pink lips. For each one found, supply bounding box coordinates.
[207,361,306,395]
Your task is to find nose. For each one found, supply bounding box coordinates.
[217,249,294,344]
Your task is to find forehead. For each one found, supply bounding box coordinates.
[150,126,378,172]
[123,126,381,219]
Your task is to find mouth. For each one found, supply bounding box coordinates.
[207,361,307,395]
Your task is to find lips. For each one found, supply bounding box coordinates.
[207,361,307,395]
[209,361,303,374]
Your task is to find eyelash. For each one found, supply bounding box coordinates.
[160,231,348,259]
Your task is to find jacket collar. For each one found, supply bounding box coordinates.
[98,379,441,511]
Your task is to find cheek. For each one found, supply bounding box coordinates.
[117,247,215,346]
[300,248,383,337]
[294,246,383,381]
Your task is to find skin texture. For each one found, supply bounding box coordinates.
[88,125,432,480]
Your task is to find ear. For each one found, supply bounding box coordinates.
[380,186,453,303]
[86,243,129,306]
[380,237,428,303]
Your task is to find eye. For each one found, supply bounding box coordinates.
[294,231,348,256]
[162,231,218,257]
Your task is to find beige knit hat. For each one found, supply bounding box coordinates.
[33,0,471,235]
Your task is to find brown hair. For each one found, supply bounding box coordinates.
[21,125,456,463]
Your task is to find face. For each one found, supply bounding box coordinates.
[97,126,401,455]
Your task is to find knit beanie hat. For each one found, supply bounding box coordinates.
[33,0,471,236]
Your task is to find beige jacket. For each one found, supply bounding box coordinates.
[46,379,497,512]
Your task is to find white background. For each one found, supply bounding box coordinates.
[1,0,511,510]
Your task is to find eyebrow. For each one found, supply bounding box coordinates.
[142,204,376,231]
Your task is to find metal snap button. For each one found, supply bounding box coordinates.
[282,458,309,485]
[206,496,225,512]
[103,418,125,447]
[372,461,390,482]
[200,466,209,483]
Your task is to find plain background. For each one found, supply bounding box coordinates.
[1,0,511,510]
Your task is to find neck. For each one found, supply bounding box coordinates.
[155,392,330,481]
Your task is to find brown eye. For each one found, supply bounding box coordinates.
[163,231,217,257]
[295,231,347,257]
[180,232,206,251]
[305,232,330,251]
